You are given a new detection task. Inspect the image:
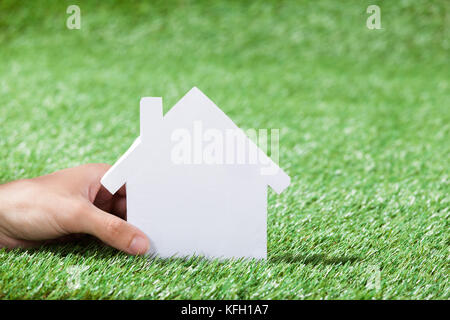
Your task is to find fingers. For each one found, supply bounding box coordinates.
[93,185,114,211]
[81,163,112,181]
[81,204,149,255]
[81,163,112,202]
[93,185,126,219]
[82,164,127,219]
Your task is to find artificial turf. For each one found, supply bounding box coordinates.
[0,0,448,299]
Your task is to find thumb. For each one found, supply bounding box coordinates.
[82,204,150,255]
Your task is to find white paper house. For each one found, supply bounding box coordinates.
[101,87,290,259]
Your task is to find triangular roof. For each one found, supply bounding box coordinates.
[101,87,290,195]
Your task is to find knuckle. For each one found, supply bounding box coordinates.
[87,163,111,173]
[82,163,112,184]
[105,218,124,237]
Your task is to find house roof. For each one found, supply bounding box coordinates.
[101,87,290,195]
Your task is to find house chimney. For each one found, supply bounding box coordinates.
[140,97,163,141]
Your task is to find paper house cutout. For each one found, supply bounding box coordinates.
[101,87,290,259]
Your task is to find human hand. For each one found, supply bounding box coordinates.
[0,163,149,255]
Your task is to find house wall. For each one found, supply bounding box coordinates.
[126,159,268,259]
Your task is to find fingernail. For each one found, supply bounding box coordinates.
[128,235,149,255]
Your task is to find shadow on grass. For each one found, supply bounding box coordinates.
[14,238,360,267]
[20,236,125,260]
[18,237,228,266]
[269,253,361,266]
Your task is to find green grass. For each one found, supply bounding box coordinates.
[0,0,449,299]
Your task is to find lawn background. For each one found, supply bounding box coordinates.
[0,0,448,299]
